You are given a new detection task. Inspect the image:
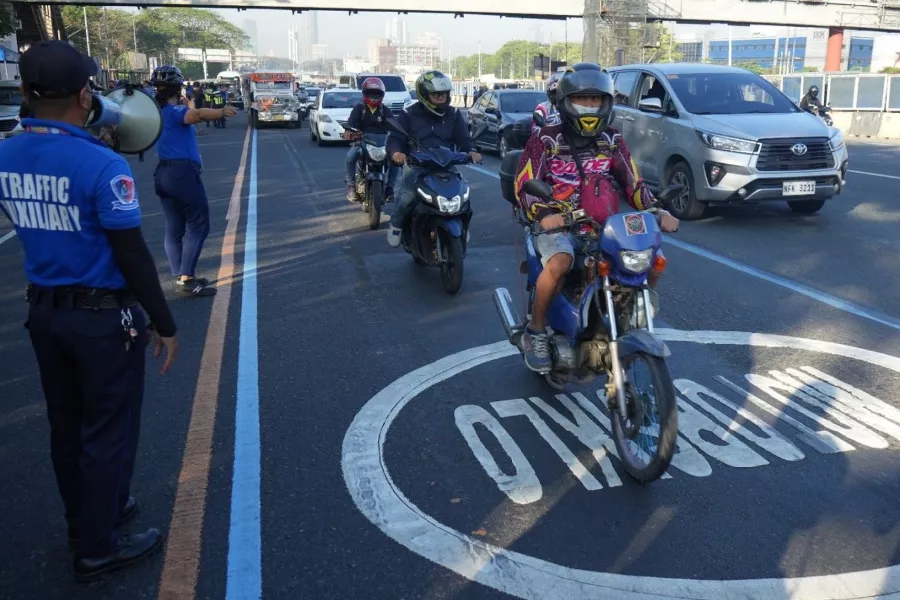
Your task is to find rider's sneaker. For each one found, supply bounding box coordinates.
[386,225,402,248]
[347,185,357,202]
[523,328,552,373]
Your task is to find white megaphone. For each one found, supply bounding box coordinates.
[85,84,162,155]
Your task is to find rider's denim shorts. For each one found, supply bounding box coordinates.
[534,232,576,270]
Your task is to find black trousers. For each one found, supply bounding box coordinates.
[26,303,148,557]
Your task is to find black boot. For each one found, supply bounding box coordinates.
[73,528,162,582]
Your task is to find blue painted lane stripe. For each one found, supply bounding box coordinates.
[226,128,263,600]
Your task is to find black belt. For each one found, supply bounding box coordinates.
[26,284,138,310]
[158,159,200,169]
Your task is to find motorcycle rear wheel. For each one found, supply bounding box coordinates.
[367,182,383,230]
[610,352,678,484]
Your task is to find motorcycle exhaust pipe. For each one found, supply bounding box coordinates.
[493,287,521,342]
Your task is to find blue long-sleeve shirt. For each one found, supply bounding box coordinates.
[387,102,475,157]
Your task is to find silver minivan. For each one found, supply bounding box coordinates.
[606,63,849,220]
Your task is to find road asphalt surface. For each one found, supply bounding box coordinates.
[2,113,900,600]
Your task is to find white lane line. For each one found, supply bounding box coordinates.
[0,230,15,246]
[848,169,900,180]
[468,165,900,332]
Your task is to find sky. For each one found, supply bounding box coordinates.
[209,9,585,58]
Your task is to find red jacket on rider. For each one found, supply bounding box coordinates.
[515,123,657,224]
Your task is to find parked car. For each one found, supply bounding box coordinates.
[309,89,362,146]
[0,81,23,139]
[467,88,546,159]
[605,63,848,219]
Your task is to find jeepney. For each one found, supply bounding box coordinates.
[249,72,301,128]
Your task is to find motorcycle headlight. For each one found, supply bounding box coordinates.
[620,249,653,274]
[437,195,462,213]
[366,144,387,162]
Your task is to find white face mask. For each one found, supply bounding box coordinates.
[570,103,599,116]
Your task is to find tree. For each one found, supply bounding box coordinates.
[0,4,16,39]
[61,6,248,71]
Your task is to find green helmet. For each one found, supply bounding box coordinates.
[415,70,453,116]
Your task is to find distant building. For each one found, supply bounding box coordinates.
[675,29,879,72]
[311,44,328,61]
[243,19,258,52]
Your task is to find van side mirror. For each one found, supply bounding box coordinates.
[638,97,663,112]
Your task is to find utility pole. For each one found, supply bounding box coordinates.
[478,41,482,79]
[83,7,91,56]
[132,13,138,53]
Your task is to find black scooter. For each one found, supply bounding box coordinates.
[805,104,833,126]
[386,118,487,295]
[346,126,390,230]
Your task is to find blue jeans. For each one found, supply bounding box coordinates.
[346,146,401,189]
[154,160,210,278]
[390,166,427,229]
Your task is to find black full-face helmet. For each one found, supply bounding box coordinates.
[808,85,819,98]
[415,70,453,116]
[556,65,615,139]
[546,71,563,106]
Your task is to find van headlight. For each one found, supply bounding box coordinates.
[366,144,387,162]
[697,131,759,154]
[829,129,845,151]
[437,195,462,213]
[620,249,653,273]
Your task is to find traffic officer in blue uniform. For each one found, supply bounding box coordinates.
[0,40,179,581]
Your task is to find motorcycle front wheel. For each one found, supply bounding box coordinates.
[609,352,678,484]
[367,181,383,230]
[440,233,464,295]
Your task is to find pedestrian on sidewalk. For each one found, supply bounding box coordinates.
[463,85,468,108]
[151,64,236,297]
[0,40,179,581]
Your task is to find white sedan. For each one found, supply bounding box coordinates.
[309,89,362,147]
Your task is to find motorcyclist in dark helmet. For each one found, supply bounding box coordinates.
[385,70,481,248]
[514,63,679,373]
[533,71,563,133]
[799,85,824,113]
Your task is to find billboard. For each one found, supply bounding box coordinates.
[177,47,203,62]
[205,49,232,62]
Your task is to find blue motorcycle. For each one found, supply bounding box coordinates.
[493,177,683,483]
[387,118,486,295]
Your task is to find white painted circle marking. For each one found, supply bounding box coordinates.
[341,330,900,600]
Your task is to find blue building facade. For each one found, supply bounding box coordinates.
[847,37,873,71]
[676,35,874,72]
[708,37,807,70]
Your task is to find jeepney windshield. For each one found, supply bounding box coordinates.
[254,81,292,91]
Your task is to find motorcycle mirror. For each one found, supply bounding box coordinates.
[471,122,488,140]
[386,118,409,138]
[522,179,554,200]
[532,110,546,128]
[656,184,685,203]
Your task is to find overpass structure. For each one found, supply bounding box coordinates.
[19,0,900,69]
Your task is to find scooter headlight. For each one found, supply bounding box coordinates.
[437,195,462,213]
[620,249,653,274]
[365,144,387,162]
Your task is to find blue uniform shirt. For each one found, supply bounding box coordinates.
[0,119,142,289]
[157,104,202,166]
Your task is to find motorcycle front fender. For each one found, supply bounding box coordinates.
[436,217,464,238]
[617,329,671,359]
[366,169,386,181]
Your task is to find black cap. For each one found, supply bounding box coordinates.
[20,40,98,99]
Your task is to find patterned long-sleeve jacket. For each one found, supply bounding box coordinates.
[515,123,657,224]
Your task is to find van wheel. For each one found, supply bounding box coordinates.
[787,199,826,214]
[666,162,706,221]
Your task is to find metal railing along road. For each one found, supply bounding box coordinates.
[454,72,900,112]
[763,72,900,112]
